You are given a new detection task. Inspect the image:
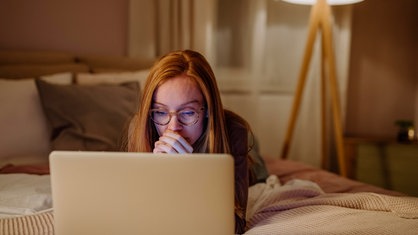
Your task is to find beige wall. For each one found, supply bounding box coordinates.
[0,0,128,56]
[346,0,418,138]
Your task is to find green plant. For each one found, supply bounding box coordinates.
[394,120,414,128]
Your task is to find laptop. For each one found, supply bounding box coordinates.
[49,151,235,235]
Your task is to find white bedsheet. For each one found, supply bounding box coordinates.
[0,174,52,218]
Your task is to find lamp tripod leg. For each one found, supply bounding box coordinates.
[281,4,321,159]
[320,35,328,169]
[321,3,347,177]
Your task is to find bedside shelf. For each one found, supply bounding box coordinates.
[344,136,418,196]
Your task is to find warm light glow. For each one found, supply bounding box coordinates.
[281,0,364,5]
[408,128,415,141]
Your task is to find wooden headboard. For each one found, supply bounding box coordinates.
[0,50,154,79]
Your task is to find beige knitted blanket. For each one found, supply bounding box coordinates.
[245,176,418,234]
[0,210,53,235]
[1,176,417,235]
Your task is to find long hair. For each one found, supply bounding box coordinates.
[127,50,230,154]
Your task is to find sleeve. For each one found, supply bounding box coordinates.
[225,110,250,234]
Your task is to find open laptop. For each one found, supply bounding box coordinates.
[49,151,235,235]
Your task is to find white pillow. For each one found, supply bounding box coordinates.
[41,72,73,84]
[0,73,72,166]
[76,69,149,91]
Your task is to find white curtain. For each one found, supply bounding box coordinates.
[128,0,216,62]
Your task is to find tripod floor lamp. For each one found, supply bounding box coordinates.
[280,0,363,177]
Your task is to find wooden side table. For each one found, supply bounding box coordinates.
[344,136,417,188]
[344,136,394,179]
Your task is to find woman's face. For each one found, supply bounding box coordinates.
[151,75,206,145]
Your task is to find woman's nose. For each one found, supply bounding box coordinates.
[167,115,183,131]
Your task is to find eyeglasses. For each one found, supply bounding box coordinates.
[150,108,205,126]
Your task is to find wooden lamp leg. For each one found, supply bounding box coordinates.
[320,2,347,177]
[281,2,321,159]
[320,34,328,169]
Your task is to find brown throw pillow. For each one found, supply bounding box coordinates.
[35,79,139,151]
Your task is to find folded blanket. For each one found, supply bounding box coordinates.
[246,175,418,235]
[0,164,50,175]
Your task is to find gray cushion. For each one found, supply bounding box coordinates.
[35,79,139,151]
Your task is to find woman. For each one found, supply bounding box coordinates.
[127,49,251,234]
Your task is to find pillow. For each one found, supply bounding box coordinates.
[35,79,140,151]
[76,69,149,92]
[41,72,74,84]
[0,73,72,166]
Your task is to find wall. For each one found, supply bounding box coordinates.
[0,0,416,167]
[346,0,418,138]
[0,0,128,56]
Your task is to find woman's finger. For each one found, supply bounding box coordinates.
[162,132,193,153]
[153,140,179,154]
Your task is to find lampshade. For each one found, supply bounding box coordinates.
[282,0,364,5]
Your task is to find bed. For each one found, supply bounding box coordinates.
[1,159,417,234]
[1,50,417,234]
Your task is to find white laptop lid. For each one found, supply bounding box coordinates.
[50,151,235,235]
